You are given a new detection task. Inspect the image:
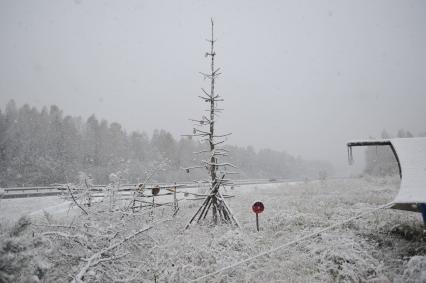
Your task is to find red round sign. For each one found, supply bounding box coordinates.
[252,202,264,214]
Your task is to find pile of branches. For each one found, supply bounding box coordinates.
[1,174,175,282]
[35,210,171,282]
[41,172,174,282]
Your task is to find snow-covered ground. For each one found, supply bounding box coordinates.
[1,177,425,282]
[0,196,70,224]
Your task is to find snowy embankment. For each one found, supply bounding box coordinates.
[1,177,425,282]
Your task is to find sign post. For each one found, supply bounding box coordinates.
[252,201,264,232]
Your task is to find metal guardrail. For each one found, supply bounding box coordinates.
[0,179,291,199]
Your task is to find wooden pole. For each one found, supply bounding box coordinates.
[151,196,155,222]
[173,184,178,216]
[256,213,259,232]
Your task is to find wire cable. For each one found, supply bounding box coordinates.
[191,202,394,282]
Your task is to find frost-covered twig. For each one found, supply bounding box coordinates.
[67,184,88,215]
[33,224,77,229]
[42,231,86,240]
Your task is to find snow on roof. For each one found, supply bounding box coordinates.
[347,137,426,210]
[391,138,426,204]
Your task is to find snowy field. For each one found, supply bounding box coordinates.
[1,177,425,282]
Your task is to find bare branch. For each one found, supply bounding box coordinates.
[193,149,210,154]
[42,231,86,240]
[67,184,88,215]
[201,88,211,98]
[213,140,226,146]
[181,134,207,138]
[198,95,211,102]
[182,165,205,173]
[201,160,237,168]
[213,133,232,138]
[193,128,211,135]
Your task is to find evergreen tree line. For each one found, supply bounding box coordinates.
[364,129,426,176]
[0,100,333,186]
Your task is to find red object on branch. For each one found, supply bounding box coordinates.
[252,202,264,214]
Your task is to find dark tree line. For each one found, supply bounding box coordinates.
[364,129,426,176]
[0,100,333,186]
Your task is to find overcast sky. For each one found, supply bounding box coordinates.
[1,0,426,176]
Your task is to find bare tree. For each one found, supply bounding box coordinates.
[184,19,239,228]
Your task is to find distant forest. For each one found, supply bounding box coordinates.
[364,129,426,177]
[0,100,333,186]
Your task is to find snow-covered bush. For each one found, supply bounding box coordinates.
[399,256,426,283]
[0,217,51,283]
